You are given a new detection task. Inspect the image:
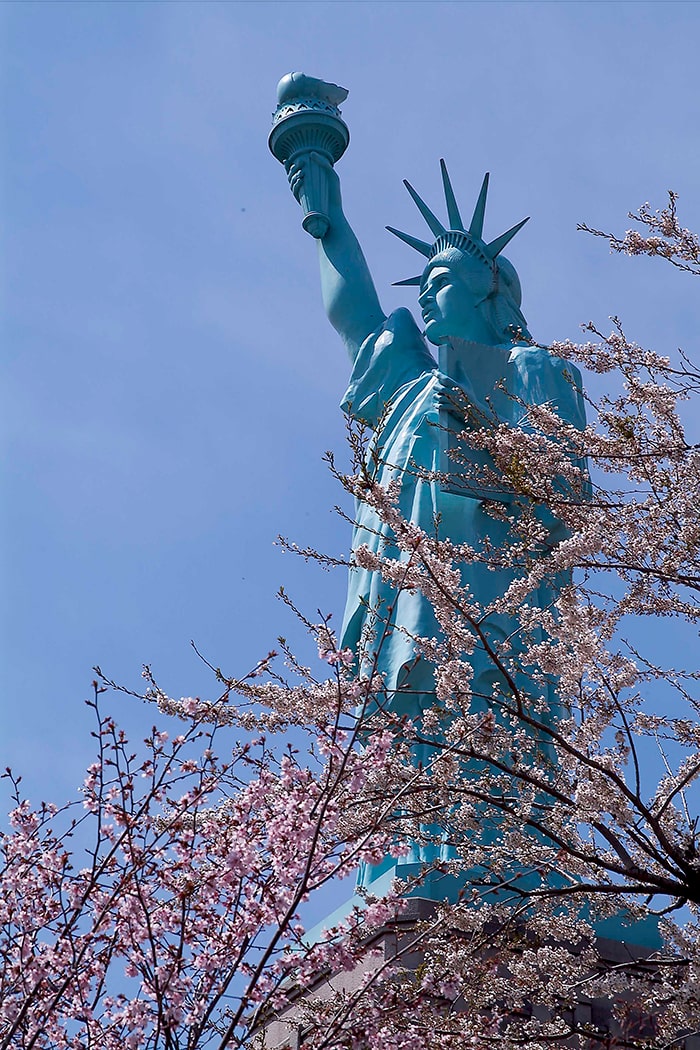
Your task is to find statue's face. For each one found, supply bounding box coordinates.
[418,255,495,345]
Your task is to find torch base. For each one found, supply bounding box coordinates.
[301,211,330,239]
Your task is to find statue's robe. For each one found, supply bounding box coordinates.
[339,307,588,714]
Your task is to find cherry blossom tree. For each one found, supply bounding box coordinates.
[2,197,699,1049]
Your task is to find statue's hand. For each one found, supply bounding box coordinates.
[435,374,475,424]
[285,151,343,219]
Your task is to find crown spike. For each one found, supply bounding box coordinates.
[403,180,446,238]
[386,225,432,258]
[439,159,464,231]
[469,173,490,239]
[486,216,530,258]
[392,276,423,287]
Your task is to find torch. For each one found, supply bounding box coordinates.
[269,72,350,239]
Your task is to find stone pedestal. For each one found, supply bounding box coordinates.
[254,897,698,1050]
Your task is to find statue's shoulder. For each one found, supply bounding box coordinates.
[342,308,436,423]
[509,343,555,365]
[386,306,422,337]
[507,343,586,427]
[366,307,431,359]
[509,344,583,382]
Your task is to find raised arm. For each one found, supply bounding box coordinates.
[287,152,386,362]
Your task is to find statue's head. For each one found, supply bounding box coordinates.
[388,163,531,346]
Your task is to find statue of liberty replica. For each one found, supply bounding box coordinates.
[270,73,589,898]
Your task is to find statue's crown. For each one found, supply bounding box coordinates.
[388,161,529,287]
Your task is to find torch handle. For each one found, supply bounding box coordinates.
[290,148,332,239]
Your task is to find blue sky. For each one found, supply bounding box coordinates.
[3,0,700,805]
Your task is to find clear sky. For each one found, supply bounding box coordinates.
[3,0,700,805]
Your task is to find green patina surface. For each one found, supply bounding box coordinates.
[271,75,660,949]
